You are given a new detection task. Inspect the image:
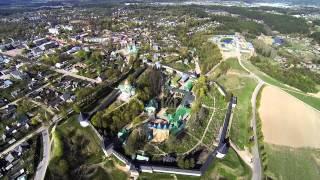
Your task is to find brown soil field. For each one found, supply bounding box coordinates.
[259,86,320,148]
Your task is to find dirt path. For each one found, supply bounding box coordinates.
[259,86,320,148]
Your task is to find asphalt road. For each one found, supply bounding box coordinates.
[34,128,50,180]
[51,67,101,84]
[250,81,264,180]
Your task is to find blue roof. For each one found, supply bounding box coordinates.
[273,37,284,45]
[4,80,13,86]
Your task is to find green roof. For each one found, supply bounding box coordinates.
[183,79,194,91]
[136,155,149,161]
[166,107,190,128]
[128,45,138,54]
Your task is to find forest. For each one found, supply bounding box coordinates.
[311,32,320,44]
[207,6,310,34]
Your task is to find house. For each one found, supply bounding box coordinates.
[61,25,73,31]
[180,74,189,83]
[16,174,27,180]
[273,37,285,46]
[0,55,5,64]
[39,41,58,51]
[66,46,81,54]
[5,153,14,163]
[0,44,14,52]
[0,79,13,89]
[17,114,29,127]
[127,44,138,54]
[13,145,23,156]
[0,98,8,107]
[145,99,159,115]
[10,70,25,80]
[33,38,48,46]
[118,83,136,102]
[70,35,81,41]
[48,27,59,35]
[60,92,72,102]
[11,89,21,98]
[181,92,195,107]
[84,37,109,44]
[152,43,160,51]
[31,47,43,57]
[5,105,17,114]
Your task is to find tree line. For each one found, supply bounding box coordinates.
[250,56,318,93]
[207,6,310,34]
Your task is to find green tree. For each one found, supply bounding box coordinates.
[177,158,185,168]
[31,117,40,126]
[72,104,81,113]
[189,158,195,168]
[91,111,103,128]
[133,116,142,125]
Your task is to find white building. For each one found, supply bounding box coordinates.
[48,28,59,35]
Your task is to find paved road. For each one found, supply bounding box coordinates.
[250,81,264,180]
[234,48,264,180]
[34,128,50,180]
[0,126,45,157]
[50,67,101,84]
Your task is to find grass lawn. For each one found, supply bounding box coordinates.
[241,59,320,110]
[265,144,320,180]
[215,59,257,150]
[139,149,251,180]
[187,84,227,148]
[139,172,177,180]
[226,58,250,74]
[201,87,228,147]
[167,61,195,72]
[202,149,252,180]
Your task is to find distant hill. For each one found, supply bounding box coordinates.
[0,0,319,7]
[0,0,106,5]
[236,0,320,6]
[0,0,122,6]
